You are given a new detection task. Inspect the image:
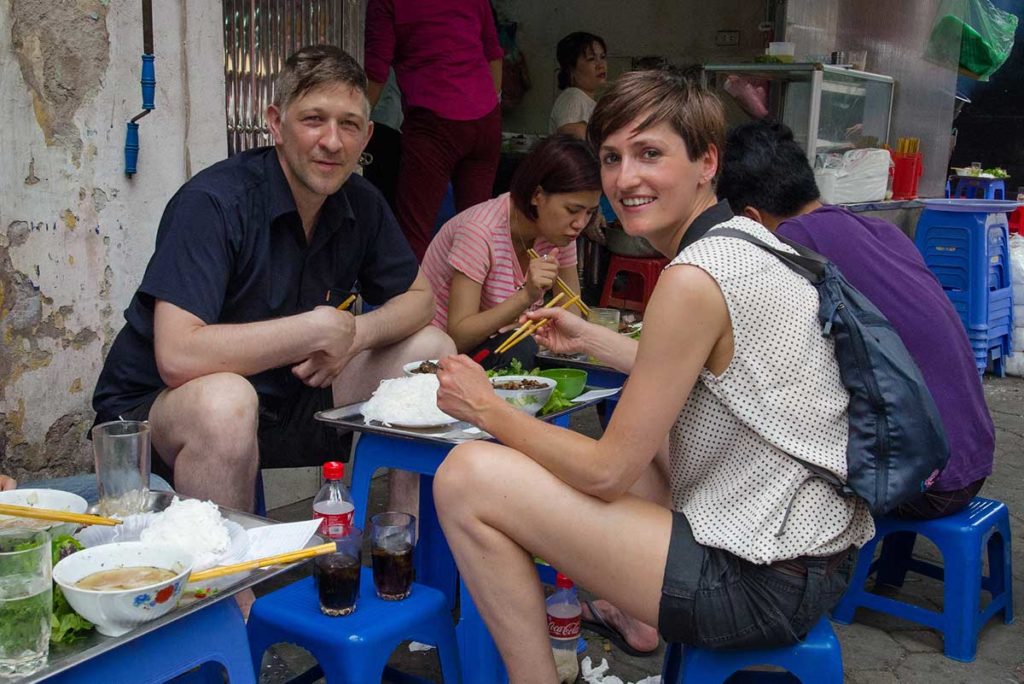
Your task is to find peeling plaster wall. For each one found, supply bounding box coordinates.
[0,1,226,481]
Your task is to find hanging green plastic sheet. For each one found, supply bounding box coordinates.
[928,0,1018,80]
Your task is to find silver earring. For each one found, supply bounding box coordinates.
[359,152,373,167]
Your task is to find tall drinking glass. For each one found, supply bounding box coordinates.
[314,527,362,616]
[92,420,151,517]
[370,512,416,600]
[0,529,52,676]
[588,308,621,363]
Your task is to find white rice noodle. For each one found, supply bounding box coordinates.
[361,374,454,426]
[140,497,230,569]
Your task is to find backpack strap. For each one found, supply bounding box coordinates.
[705,227,827,284]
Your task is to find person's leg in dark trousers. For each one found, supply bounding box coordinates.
[394,108,463,261]
[893,477,986,520]
[452,104,502,212]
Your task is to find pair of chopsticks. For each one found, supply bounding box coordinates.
[329,293,357,311]
[526,249,590,318]
[0,503,121,527]
[188,541,338,583]
[495,291,583,355]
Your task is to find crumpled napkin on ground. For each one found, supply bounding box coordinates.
[581,656,661,684]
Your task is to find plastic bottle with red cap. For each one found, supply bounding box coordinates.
[312,461,355,539]
[546,572,581,683]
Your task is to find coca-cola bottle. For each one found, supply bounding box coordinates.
[546,572,581,684]
[313,461,355,539]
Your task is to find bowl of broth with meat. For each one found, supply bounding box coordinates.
[53,542,193,636]
[490,375,556,416]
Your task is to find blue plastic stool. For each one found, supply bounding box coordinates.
[952,176,1006,200]
[831,497,1014,662]
[49,599,255,683]
[661,617,843,683]
[247,574,461,683]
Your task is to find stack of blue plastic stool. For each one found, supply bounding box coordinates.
[951,176,1007,200]
[831,497,1014,662]
[247,573,462,683]
[661,617,844,683]
[914,199,1016,375]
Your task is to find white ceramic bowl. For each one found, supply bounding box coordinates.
[490,375,557,416]
[53,542,193,636]
[402,359,440,377]
[0,489,89,538]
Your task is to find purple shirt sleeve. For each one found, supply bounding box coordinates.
[364,0,395,84]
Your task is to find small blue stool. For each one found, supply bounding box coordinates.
[247,573,462,683]
[49,599,255,683]
[831,497,1014,662]
[661,617,843,683]
[952,176,1006,200]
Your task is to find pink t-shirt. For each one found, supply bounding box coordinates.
[422,193,577,331]
[364,0,503,121]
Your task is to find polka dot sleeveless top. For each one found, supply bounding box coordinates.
[668,216,874,565]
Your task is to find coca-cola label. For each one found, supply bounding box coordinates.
[313,501,354,540]
[547,612,581,641]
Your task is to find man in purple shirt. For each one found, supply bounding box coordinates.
[365,0,504,261]
[718,121,994,519]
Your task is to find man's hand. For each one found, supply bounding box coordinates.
[0,474,16,491]
[292,306,359,387]
[524,248,560,301]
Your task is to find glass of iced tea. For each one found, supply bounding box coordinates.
[370,512,416,601]
[314,527,362,616]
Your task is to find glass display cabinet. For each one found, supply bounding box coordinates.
[703,64,895,164]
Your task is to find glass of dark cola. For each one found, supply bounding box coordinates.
[314,527,362,616]
[370,512,416,600]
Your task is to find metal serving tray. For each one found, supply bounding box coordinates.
[17,491,322,683]
[315,384,617,446]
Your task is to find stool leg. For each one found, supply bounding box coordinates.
[661,642,684,684]
[942,538,982,662]
[457,577,509,684]
[875,531,916,588]
[832,537,880,624]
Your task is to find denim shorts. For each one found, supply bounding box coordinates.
[658,512,852,650]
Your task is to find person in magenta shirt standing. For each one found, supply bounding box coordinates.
[365,0,504,261]
[718,121,994,519]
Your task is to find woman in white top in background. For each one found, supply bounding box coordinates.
[549,32,607,138]
[432,69,873,683]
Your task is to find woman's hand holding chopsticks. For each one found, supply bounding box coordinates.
[522,306,592,356]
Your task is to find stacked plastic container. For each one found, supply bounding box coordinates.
[914,199,1018,375]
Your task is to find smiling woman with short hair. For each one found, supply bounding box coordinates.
[431,69,874,682]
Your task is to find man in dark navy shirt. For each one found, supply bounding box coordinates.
[93,46,454,514]
[718,121,993,519]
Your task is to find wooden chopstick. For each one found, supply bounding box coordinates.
[188,541,339,583]
[0,503,122,527]
[526,249,591,318]
[495,293,581,355]
[495,292,566,355]
[336,294,357,311]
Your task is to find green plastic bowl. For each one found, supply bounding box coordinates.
[538,368,588,399]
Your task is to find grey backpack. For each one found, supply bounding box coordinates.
[708,227,949,515]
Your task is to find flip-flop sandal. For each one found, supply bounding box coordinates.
[580,600,658,658]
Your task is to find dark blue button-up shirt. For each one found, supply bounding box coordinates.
[94,147,419,419]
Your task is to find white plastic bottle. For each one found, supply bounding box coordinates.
[546,572,581,684]
[312,461,355,539]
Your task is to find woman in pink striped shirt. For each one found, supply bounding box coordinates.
[422,135,601,367]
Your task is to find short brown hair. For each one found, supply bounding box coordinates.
[588,68,726,182]
[510,135,601,220]
[273,45,368,114]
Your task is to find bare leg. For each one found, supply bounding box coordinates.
[434,441,671,684]
[582,440,670,654]
[148,372,260,511]
[334,326,456,515]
